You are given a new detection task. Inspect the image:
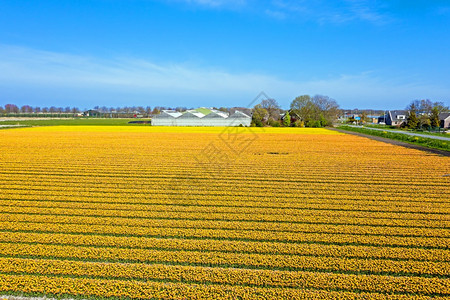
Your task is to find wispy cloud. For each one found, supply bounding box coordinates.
[268,0,391,24]
[0,45,447,108]
[264,9,287,20]
[161,0,390,24]
[162,0,247,9]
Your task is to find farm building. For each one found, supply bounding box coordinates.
[152,109,252,126]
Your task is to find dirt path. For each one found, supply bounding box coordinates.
[330,128,450,157]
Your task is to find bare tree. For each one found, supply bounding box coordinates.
[312,95,341,125]
[261,98,281,120]
[5,104,19,113]
[20,105,33,113]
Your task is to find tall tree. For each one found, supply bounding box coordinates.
[430,107,440,128]
[251,104,268,127]
[312,95,341,126]
[361,111,368,124]
[282,111,291,127]
[419,99,433,114]
[20,105,33,113]
[432,101,449,113]
[4,104,19,113]
[261,98,281,120]
[407,104,419,129]
[290,95,316,125]
[418,114,430,128]
[290,95,340,127]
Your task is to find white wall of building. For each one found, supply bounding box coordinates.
[152,118,251,126]
[152,110,251,126]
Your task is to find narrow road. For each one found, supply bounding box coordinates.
[347,125,450,141]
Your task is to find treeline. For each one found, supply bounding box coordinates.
[0,104,155,114]
[0,104,232,116]
[251,95,340,127]
[404,99,449,129]
[1,95,342,127]
[1,104,81,114]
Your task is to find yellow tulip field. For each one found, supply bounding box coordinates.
[0,126,449,299]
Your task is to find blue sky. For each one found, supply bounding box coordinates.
[0,0,449,110]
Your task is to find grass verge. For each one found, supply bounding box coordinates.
[338,125,449,152]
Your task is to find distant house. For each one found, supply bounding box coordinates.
[439,113,450,129]
[282,110,300,123]
[385,110,408,126]
[367,115,381,124]
[152,109,251,126]
[83,110,100,117]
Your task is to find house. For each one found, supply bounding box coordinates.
[151,109,251,126]
[385,110,408,126]
[439,113,450,129]
[282,110,300,123]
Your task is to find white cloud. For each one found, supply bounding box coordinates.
[0,45,448,109]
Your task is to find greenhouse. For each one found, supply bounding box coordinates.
[152,109,251,126]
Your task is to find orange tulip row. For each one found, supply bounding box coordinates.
[0,257,448,295]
